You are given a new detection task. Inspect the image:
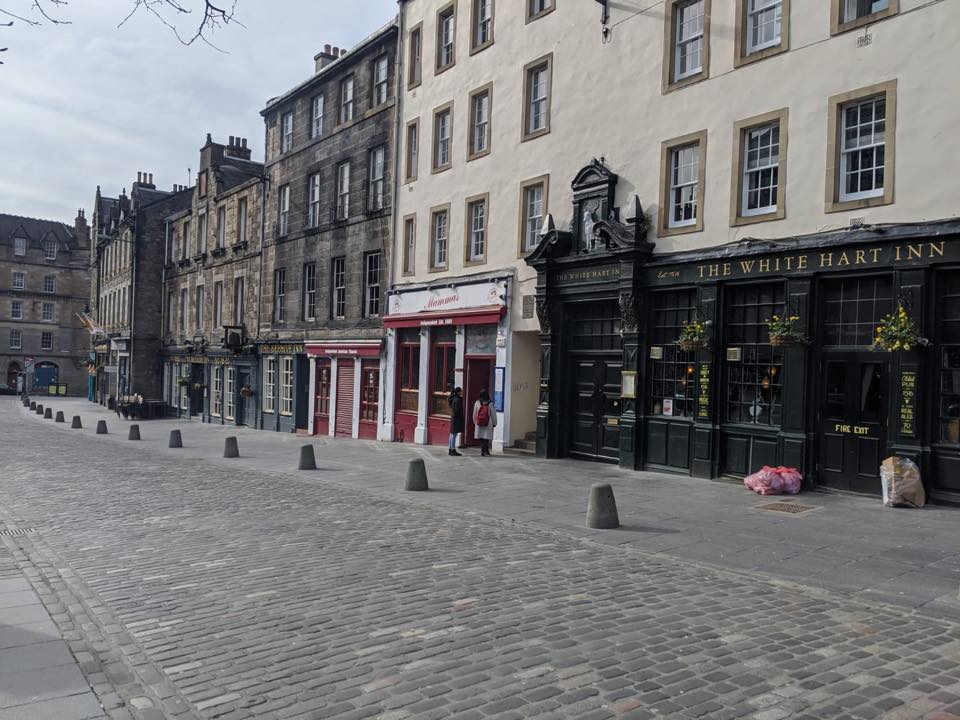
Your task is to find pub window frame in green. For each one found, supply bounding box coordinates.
[648,289,697,418]
[724,282,785,426]
[937,269,960,444]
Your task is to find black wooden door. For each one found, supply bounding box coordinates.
[569,355,622,462]
[818,352,888,493]
[237,368,250,426]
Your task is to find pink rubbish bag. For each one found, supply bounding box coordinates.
[774,466,803,495]
[744,466,783,495]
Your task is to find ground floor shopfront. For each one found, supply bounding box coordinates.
[257,342,309,433]
[92,338,129,408]
[161,351,259,427]
[381,275,538,452]
[530,214,960,501]
[306,339,383,440]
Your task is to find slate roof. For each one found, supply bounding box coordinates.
[218,159,265,194]
[0,212,76,249]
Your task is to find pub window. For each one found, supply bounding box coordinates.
[360,359,380,422]
[649,289,697,418]
[569,301,622,352]
[264,358,276,413]
[225,367,236,421]
[431,326,456,416]
[937,271,960,444]
[212,366,223,417]
[725,283,785,426]
[280,356,294,416]
[398,328,421,412]
[822,276,892,347]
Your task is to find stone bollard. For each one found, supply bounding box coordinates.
[95,420,108,435]
[29,402,36,411]
[298,444,316,470]
[22,398,29,407]
[43,407,52,419]
[55,411,65,423]
[224,436,239,458]
[35,404,43,415]
[71,416,82,429]
[128,424,141,441]
[168,429,183,448]
[404,458,429,492]
[586,483,620,529]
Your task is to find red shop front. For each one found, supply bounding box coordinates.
[306,340,382,440]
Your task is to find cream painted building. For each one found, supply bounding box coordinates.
[386,0,960,500]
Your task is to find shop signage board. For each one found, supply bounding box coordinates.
[259,344,305,355]
[494,367,505,412]
[389,281,507,317]
[553,264,621,286]
[697,363,711,420]
[900,367,917,437]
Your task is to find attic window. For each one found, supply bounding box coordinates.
[199,171,208,197]
[43,240,57,260]
[14,238,26,256]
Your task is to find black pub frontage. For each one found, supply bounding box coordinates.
[527,162,960,503]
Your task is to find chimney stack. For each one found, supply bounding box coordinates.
[224,135,252,162]
[315,43,339,73]
[137,171,142,183]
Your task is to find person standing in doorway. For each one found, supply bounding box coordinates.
[473,389,497,456]
[448,387,464,457]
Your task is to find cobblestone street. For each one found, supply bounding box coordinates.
[2,398,960,720]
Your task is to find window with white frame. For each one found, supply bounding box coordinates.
[742,122,780,216]
[278,185,290,235]
[42,302,53,322]
[274,268,286,322]
[225,367,236,420]
[44,240,57,260]
[340,76,355,124]
[212,366,223,417]
[179,287,187,333]
[432,209,448,268]
[674,0,705,81]
[403,216,416,275]
[332,257,346,319]
[280,356,294,415]
[405,120,419,181]
[522,182,545,251]
[840,95,886,202]
[669,143,700,227]
[373,55,389,105]
[473,0,493,49]
[843,0,889,22]
[526,62,550,136]
[198,210,208,253]
[12,271,24,290]
[336,162,351,219]
[437,6,456,70]
[10,330,22,349]
[746,0,782,53]
[368,146,385,211]
[303,262,317,320]
[14,238,25,256]
[365,252,381,317]
[195,285,204,330]
[41,331,52,351]
[233,276,244,325]
[308,173,321,227]
[281,111,294,153]
[214,281,223,328]
[468,198,486,261]
[528,0,553,19]
[181,221,190,258]
[470,89,490,157]
[264,358,276,412]
[311,94,324,138]
[237,198,247,243]
[434,108,451,169]
[408,25,422,87]
[42,275,55,293]
[11,301,22,320]
[216,206,226,248]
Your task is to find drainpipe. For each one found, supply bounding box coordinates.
[128,211,138,397]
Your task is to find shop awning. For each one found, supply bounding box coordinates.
[305,340,383,357]
[383,305,505,329]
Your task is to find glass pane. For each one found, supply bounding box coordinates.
[825,362,846,419]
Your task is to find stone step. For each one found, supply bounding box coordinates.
[505,445,535,456]
[513,439,536,452]
[523,431,536,442]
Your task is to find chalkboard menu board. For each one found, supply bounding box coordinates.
[899,368,917,437]
[697,363,711,420]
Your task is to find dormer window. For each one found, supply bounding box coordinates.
[44,240,57,260]
[13,238,25,256]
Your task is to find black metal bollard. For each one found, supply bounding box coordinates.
[29,402,36,411]
[298,444,317,470]
[586,483,620,529]
[168,429,183,448]
[95,420,108,435]
[55,411,65,423]
[128,424,141,441]
[35,404,43,415]
[71,416,82,429]
[404,459,429,491]
[224,436,239,458]
[43,407,52,419]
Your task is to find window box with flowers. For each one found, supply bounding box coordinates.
[676,317,711,352]
[873,304,930,352]
[765,314,807,347]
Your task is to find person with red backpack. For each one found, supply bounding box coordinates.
[472,388,497,456]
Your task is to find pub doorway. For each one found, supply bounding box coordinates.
[464,357,493,446]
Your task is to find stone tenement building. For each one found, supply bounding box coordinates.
[258,21,397,435]
[1,212,90,395]
[89,177,191,406]
[161,134,265,428]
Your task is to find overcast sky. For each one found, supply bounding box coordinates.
[0,0,397,223]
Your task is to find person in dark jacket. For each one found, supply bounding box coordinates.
[448,387,464,456]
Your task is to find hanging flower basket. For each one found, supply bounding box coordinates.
[874,304,930,352]
[766,314,807,347]
[676,317,711,353]
[239,385,255,398]
[192,383,206,392]
[177,378,190,387]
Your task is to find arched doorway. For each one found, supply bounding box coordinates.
[6,362,21,391]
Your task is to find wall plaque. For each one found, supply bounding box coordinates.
[726,347,742,362]
[621,371,637,399]
[649,346,664,360]
[522,294,535,319]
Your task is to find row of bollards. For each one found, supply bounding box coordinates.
[28,403,621,529]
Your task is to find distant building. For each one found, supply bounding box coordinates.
[0,211,90,395]
[160,135,265,427]
[89,177,192,406]
[258,22,398,435]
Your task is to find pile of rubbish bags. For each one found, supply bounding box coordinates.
[744,466,802,495]
[880,456,925,508]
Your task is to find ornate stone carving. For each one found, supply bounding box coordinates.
[619,292,639,333]
[535,298,553,334]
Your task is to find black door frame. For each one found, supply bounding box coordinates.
[567,350,622,463]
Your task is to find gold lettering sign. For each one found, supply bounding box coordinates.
[697,363,710,420]
[259,344,304,355]
[900,369,917,437]
[555,266,621,284]
[833,423,872,436]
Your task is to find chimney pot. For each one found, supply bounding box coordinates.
[229,135,235,146]
[137,171,142,183]
[340,48,347,57]
[148,173,153,184]
[324,43,331,53]
[242,138,247,149]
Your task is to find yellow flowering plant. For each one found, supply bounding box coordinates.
[676,317,711,352]
[765,314,807,347]
[873,304,930,352]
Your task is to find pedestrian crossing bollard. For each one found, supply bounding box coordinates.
[128,424,141,441]
[71,416,82,429]
[168,429,183,448]
[95,420,108,435]
[43,407,52,419]
[298,444,317,470]
[404,458,429,492]
[35,404,43,415]
[224,436,239,458]
[29,402,36,411]
[586,482,620,529]
[55,411,65,423]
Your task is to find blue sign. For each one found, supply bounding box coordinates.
[494,366,505,412]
